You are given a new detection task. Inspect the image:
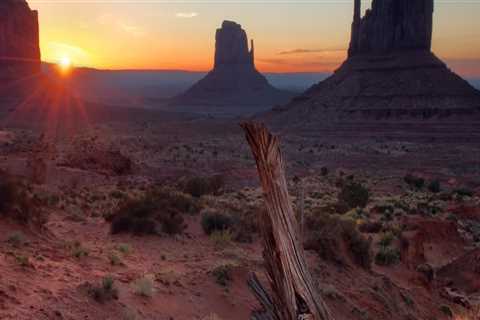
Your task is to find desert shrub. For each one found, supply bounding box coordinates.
[230,206,259,243]
[320,167,329,176]
[108,188,194,236]
[337,182,370,212]
[0,173,17,213]
[15,254,32,268]
[7,231,27,248]
[378,232,395,247]
[201,211,234,235]
[404,174,425,190]
[428,180,441,193]
[210,230,233,249]
[453,188,474,198]
[183,175,225,198]
[358,221,383,234]
[89,275,119,303]
[439,305,453,318]
[116,243,132,255]
[69,241,89,258]
[109,253,123,266]
[0,171,47,226]
[211,264,232,286]
[375,246,400,266]
[132,275,155,297]
[304,210,372,269]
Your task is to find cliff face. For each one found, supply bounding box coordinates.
[349,0,434,56]
[172,21,291,107]
[0,0,41,81]
[264,0,480,128]
[214,21,254,69]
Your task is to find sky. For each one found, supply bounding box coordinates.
[29,0,480,76]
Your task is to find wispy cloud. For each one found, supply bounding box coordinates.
[257,56,343,72]
[98,14,146,37]
[175,12,199,19]
[278,48,345,55]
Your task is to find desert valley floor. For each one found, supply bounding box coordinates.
[0,102,479,320]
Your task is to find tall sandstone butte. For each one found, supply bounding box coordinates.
[0,0,41,82]
[172,21,291,107]
[266,0,480,127]
[349,0,433,56]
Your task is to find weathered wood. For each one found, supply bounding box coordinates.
[241,122,333,320]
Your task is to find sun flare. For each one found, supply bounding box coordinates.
[59,56,72,72]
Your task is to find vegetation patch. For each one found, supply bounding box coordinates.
[201,210,234,235]
[108,188,198,235]
[182,175,225,198]
[404,174,425,190]
[337,182,370,212]
[0,170,48,227]
[132,275,155,297]
[305,210,372,269]
[89,276,119,303]
[375,246,401,266]
[211,264,233,287]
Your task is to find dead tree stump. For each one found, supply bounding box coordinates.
[241,122,333,320]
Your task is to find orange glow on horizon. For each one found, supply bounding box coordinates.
[59,56,72,73]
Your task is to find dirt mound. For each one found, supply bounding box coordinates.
[400,218,466,268]
[437,249,480,294]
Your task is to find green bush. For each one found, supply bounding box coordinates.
[439,305,453,318]
[211,264,233,286]
[132,275,155,297]
[201,211,234,235]
[89,275,119,303]
[183,175,225,198]
[378,232,395,247]
[108,188,195,235]
[453,188,474,198]
[337,182,370,211]
[404,174,425,190]
[428,180,441,193]
[305,211,372,269]
[0,171,47,226]
[375,246,400,266]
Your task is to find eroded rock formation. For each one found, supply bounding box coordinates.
[349,0,433,56]
[266,0,480,128]
[0,0,41,82]
[172,21,291,107]
[214,21,254,68]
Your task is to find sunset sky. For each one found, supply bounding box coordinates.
[29,0,480,76]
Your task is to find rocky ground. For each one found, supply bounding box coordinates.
[0,103,480,320]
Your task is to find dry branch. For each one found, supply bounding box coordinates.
[241,122,333,320]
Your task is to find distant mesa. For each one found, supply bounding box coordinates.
[267,0,480,127]
[171,21,292,107]
[0,0,41,94]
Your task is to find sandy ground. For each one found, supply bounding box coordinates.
[0,99,480,319]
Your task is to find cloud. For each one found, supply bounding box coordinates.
[278,48,346,55]
[176,12,199,18]
[97,14,146,37]
[257,57,343,72]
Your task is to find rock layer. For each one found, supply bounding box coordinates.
[214,21,254,68]
[0,0,41,83]
[265,0,480,128]
[349,0,433,56]
[172,21,291,107]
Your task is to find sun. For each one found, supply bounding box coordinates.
[58,56,72,73]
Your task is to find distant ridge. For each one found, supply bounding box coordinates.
[171,21,293,107]
[265,0,480,128]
